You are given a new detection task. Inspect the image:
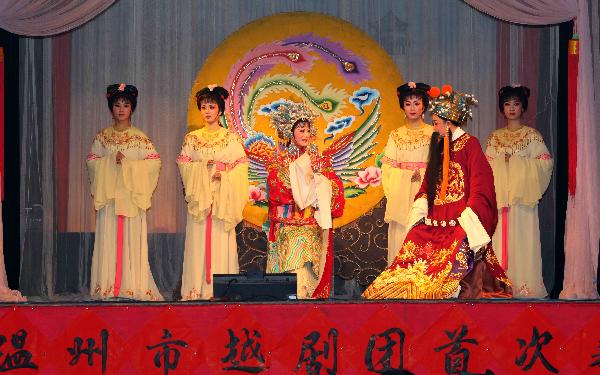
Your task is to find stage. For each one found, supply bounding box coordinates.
[1,300,600,374]
[2,2,600,374]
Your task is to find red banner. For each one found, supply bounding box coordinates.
[567,38,579,196]
[1,301,600,374]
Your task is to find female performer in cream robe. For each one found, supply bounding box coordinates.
[381,82,433,264]
[177,85,248,300]
[87,84,162,301]
[486,85,553,298]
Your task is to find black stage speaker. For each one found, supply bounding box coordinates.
[213,272,297,301]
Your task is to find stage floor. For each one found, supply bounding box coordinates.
[1,300,600,374]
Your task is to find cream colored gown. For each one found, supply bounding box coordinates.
[486,126,553,298]
[177,127,248,300]
[87,125,162,301]
[381,125,433,265]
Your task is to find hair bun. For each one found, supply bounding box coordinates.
[498,84,530,113]
[213,86,229,100]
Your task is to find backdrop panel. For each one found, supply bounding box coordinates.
[16,0,559,298]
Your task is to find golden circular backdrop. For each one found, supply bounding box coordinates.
[188,12,404,227]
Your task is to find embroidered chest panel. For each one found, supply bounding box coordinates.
[267,154,292,193]
[96,128,153,151]
[487,127,544,155]
[391,127,432,151]
[185,129,234,152]
[452,134,470,152]
[434,161,465,205]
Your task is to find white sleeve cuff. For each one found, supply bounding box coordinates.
[289,153,317,209]
[313,174,332,229]
[407,197,428,229]
[457,207,491,253]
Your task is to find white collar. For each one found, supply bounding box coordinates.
[451,127,465,141]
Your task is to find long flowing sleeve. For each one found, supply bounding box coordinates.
[456,138,497,252]
[406,163,430,229]
[507,138,553,207]
[381,135,414,225]
[290,153,334,229]
[213,141,249,231]
[177,135,212,222]
[120,145,161,216]
[485,134,510,208]
[87,138,118,211]
[325,165,345,219]
[486,127,553,208]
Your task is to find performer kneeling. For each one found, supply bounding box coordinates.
[87,84,162,301]
[177,85,248,300]
[363,86,512,299]
[262,102,345,299]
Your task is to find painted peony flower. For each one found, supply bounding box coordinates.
[353,166,382,188]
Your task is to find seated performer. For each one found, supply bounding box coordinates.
[486,85,553,298]
[256,101,345,299]
[363,85,512,299]
[382,82,433,265]
[177,85,248,300]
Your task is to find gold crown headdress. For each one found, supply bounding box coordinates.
[426,85,478,202]
[428,85,478,124]
[269,101,318,142]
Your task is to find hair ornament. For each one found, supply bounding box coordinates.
[429,86,478,124]
[428,86,441,98]
[269,101,318,143]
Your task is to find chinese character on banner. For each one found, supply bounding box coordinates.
[434,325,494,375]
[0,329,38,371]
[66,329,108,373]
[365,328,407,373]
[221,328,267,373]
[515,326,558,373]
[591,340,600,367]
[295,328,338,375]
[146,329,188,375]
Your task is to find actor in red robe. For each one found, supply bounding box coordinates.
[250,101,345,299]
[363,86,512,299]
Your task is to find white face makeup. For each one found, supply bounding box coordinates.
[503,98,524,120]
[403,96,424,120]
[112,98,132,122]
[200,100,221,125]
[292,122,311,148]
[431,114,449,135]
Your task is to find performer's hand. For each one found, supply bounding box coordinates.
[305,169,315,181]
[115,151,125,164]
[411,169,421,183]
[504,153,511,162]
[212,171,221,181]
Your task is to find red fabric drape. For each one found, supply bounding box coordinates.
[52,35,71,231]
[494,24,540,130]
[567,38,579,196]
[496,23,511,130]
